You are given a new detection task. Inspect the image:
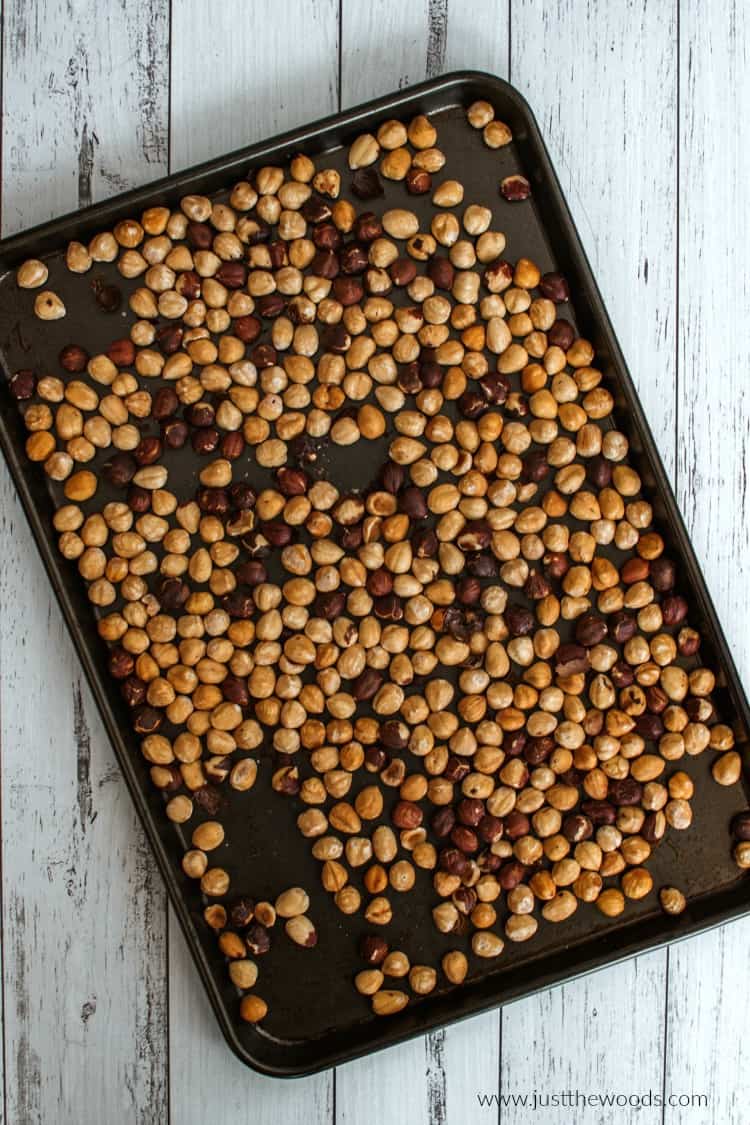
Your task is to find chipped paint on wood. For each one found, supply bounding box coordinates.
[512,0,678,476]
[8,896,42,1125]
[0,503,170,1121]
[0,1,170,1122]
[501,952,667,1125]
[76,122,96,211]
[426,0,449,78]
[1,0,169,235]
[73,680,94,832]
[80,999,97,1025]
[425,1030,447,1125]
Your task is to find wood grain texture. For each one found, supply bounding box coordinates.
[500,952,667,1125]
[169,0,339,171]
[340,0,510,107]
[503,2,677,1120]
[0,2,170,1123]
[665,922,750,1125]
[336,4,508,1121]
[666,2,750,1122]
[167,3,338,1121]
[511,0,678,475]
[340,0,431,107]
[336,1019,500,1125]
[1,0,169,234]
[442,0,511,77]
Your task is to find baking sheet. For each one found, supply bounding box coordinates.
[0,72,748,1076]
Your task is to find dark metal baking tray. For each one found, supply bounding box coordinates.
[0,71,748,1077]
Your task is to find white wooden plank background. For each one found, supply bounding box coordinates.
[0,1,748,1123]
[1,4,171,1125]
[666,4,750,1125]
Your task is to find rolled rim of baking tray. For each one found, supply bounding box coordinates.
[0,70,748,1077]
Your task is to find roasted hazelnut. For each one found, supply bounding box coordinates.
[372,990,408,1016]
[539,273,569,302]
[732,812,750,841]
[500,175,531,201]
[659,886,687,915]
[93,281,122,313]
[228,897,255,929]
[245,923,271,956]
[59,345,89,373]
[360,934,388,965]
[239,995,267,1023]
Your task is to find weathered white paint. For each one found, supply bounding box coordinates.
[665,2,750,1123]
[1,1,749,1122]
[2,0,168,233]
[512,0,678,473]
[501,951,668,1125]
[0,3,171,1123]
[169,0,340,171]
